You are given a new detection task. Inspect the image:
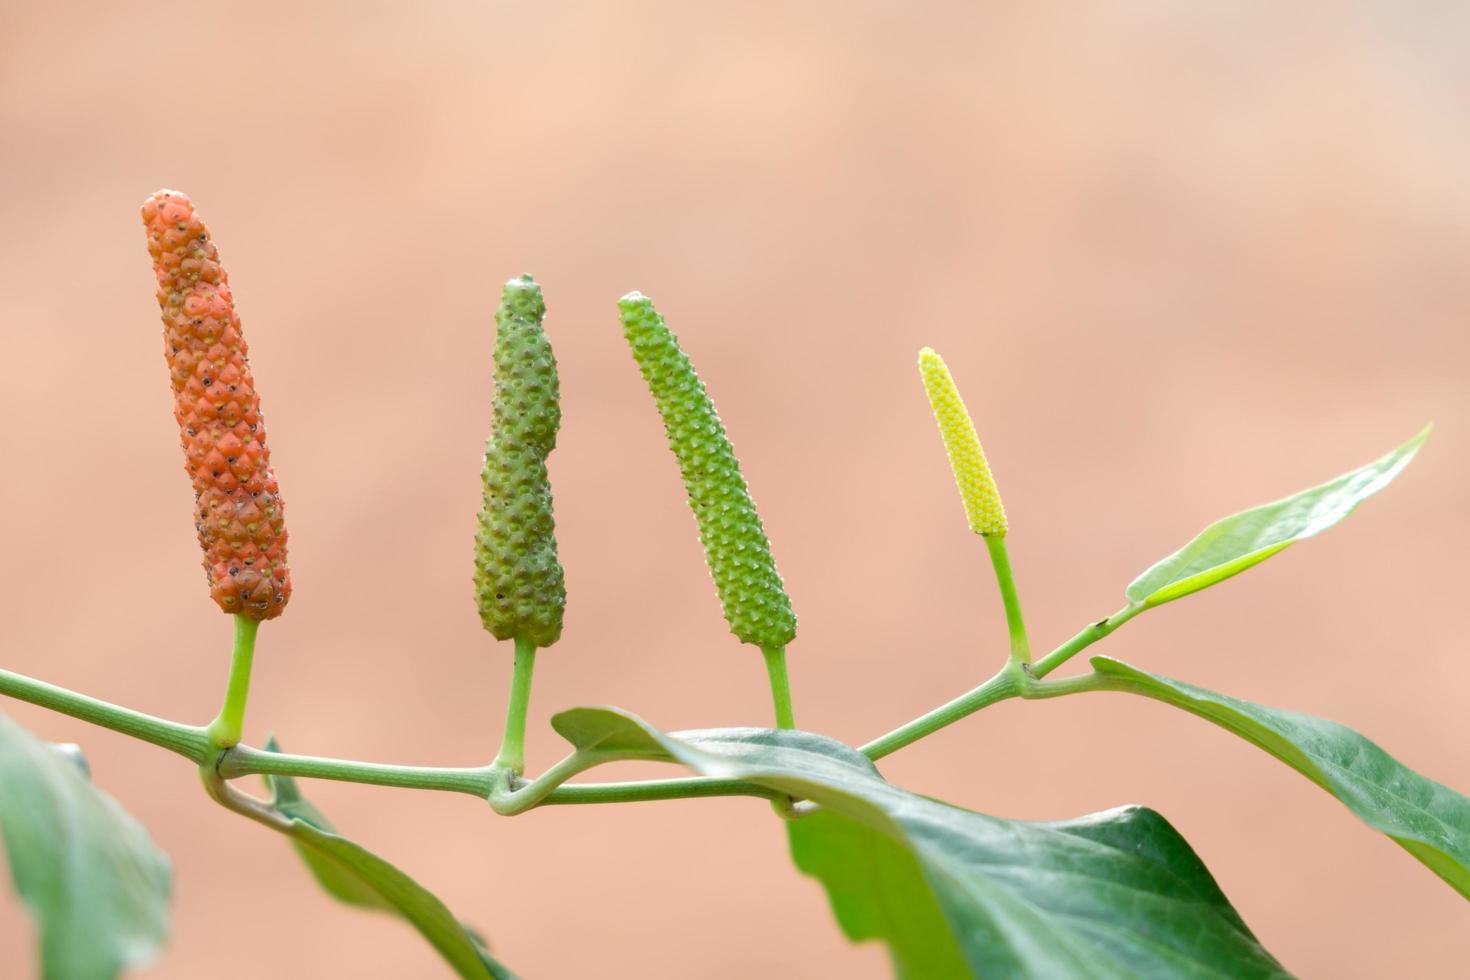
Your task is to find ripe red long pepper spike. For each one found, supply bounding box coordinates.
[142,190,291,620]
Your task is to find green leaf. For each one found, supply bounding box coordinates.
[261,737,388,911]
[789,811,970,978]
[553,708,1286,978]
[1126,426,1429,607]
[261,742,516,980]
[550,706,669,757]
[0,712,172,980]
[1093,656,1470,900]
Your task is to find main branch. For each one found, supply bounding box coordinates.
[0,666,209,761]
[1,596,1146,812]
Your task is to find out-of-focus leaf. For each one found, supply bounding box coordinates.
[0,712,171,980]
[1093,656,1470,899]
[1126,427,1428,607]
[262,737,387,910]
[260,741,515,979]
[550,706,668,757]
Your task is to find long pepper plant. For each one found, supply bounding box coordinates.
[0,190,1464,979]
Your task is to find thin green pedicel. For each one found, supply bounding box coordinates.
[474,276,566,648]
[618,293,796,649]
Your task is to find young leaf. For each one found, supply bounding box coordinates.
[1126,426,1429,607]
[260,744,516,980]
[0,712,172,980]
[551,709,1286,977]
[1092,656,1470,899]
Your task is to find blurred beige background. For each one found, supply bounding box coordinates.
[1,1,1467,976]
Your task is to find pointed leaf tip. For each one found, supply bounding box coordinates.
[1126,427,1430,607]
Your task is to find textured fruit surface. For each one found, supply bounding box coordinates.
[142,190,291,619]
[619,292,796,650]
[474,276,566,647]
[919,347,1007,536]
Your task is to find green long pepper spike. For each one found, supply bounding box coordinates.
[474,275,566,648]
[619,292,797,650]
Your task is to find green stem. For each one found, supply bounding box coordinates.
[0,667,209,761]
[985,534,1030,665]
[221,740,779,809]
[493,636,537,773]
[206,616,259,749]
[493,748,656,815]
[861,667,1021,761]
[199,759,294,832]
[490,753,597,815]
[1030,603,1142,679]
[2,600,1144,809]
[1021,671,1112,699]
[542,775,782,806]
[761,646,795,729]
[858,601,1148,760]
[860,663,1124,761]
[0,661,785,810]
[220,745,496,796]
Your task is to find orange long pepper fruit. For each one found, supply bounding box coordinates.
[142,190,290,620]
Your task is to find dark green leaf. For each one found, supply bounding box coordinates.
[1093,656,1470,899]
[553,708,1286,978]
[0,712,172,980]
[261,742,515,980]
[1126,427,1428,607]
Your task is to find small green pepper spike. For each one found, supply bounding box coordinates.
[474,276,566,648]
[619,292,797,650]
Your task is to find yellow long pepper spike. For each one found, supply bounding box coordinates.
[918,348,1007,537]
